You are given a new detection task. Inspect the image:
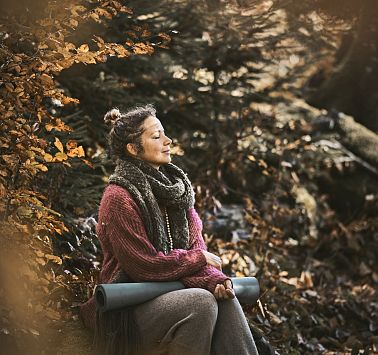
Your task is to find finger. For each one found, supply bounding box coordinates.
[214,284,220,300]
[223,280,235,299]
[218,284,227,299]
[223,286,231,299]
[225,287,235,299]
[216,285,223,300]
[224,279,232,289]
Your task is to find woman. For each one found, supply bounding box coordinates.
[80,104,259,355]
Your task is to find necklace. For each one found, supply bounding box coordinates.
[164,208,174,251]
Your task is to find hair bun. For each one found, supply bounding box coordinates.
[104,108,121,126]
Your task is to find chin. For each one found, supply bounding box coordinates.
[164,156,172,163]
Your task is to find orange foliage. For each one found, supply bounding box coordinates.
[0,0,157,341]
[0,1,154,233]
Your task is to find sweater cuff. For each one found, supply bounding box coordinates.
[208,274,230,294]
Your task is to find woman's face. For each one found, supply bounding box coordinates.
[127,115,172,169]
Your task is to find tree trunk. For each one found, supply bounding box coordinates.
[337,114,378,167]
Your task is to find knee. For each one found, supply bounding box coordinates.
[186,288,218,324]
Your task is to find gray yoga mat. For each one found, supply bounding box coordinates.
[95,277,259,312]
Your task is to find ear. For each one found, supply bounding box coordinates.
[126,143,138,156]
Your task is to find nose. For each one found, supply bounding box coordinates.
[164,134,172,145]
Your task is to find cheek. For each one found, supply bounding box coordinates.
[143,142,160,157]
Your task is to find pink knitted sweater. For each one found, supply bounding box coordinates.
[80,184,229,330]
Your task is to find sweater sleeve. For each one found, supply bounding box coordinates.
[103,187,207,282]
[180,207,230,293]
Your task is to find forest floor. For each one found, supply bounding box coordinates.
[207,213,378,354]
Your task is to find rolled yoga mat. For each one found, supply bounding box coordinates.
[95,277,259,312]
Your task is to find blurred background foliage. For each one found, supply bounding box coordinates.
[0,0,377,354]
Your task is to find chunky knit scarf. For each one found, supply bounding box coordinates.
[108,155,195,254]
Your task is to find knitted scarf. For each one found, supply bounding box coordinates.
[108,154,195,254]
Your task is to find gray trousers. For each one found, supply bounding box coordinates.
[133,288,259,355]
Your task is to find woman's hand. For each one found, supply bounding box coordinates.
[214,279,235,300]
[201,251,222,271]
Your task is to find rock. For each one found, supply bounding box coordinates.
[203,204,251,241]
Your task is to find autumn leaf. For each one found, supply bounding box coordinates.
[125,30,138,39]
[69,19,78,28]
[132,43,154,55]
[70,5,86,16]
[95,8,113,20]
[119,6,133,14]
[113,44,129,58]
[93,35,105,49]
[56,58,74,70]
[37,18,54,27]
[82,159,94,168]
[5,83,14,91]
[75,52,97,64]
[66,140,78,150]
[30,146,45,153]
[124,39,134,47]
[45,119,73,132]
[78,44,89,53]
[39,73,54,86]
[158,32,172,42]
[35,250,44,258]
[67,146,85,158]
[54,152,68,161]
[141,29,151,38]
[300,271,314,288]
[44,123,54,132]
[35,164,48,172]
[65,42,76,51]
[43,153,53,162]
[61,96,79,104]
[44,254,62,264]
[89,12,101,23]
[36,257,46,266]
[54,227,63,235]
[110,1,122,11]
[54,137,64,153]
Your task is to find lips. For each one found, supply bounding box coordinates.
[162,150,171,154]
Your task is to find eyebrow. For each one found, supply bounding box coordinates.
[149,129,164,135]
